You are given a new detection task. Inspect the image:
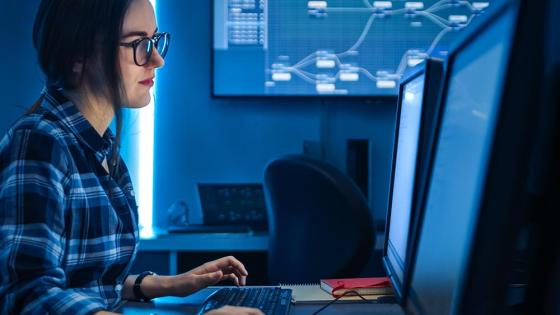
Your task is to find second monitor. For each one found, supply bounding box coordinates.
[384,57,446,302]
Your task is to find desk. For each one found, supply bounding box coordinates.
[118,287,405,315]
[139,231,384,252]
[136,231,385,276]
[138,233,268,275]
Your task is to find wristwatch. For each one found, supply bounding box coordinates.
[133,271,157,302]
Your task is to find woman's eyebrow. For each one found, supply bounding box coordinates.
[121,27,158,39]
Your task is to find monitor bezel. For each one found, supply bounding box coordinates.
[382,58,446,304]
[397,57,445,303]
[525,65,560,313]
[382,66,425,302]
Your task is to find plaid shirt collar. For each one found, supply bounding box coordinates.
[40,86,115,165]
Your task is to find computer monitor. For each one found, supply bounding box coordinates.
[197,183,268,229]
[404,0,558,314]
[383,58,445,302]
[385,71,425,299]
[445,1,557,313]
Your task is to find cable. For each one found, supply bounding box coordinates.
[310,290,377,315]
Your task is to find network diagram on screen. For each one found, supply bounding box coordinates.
[214,0,490,96]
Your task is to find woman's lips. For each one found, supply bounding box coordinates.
[139,78,154,87]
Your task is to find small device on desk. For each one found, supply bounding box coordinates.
[168,183,268,234]
[197,287,292,315]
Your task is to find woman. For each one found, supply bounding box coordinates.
[0,1,263,314]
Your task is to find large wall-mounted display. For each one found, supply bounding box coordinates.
[213,0,490,96]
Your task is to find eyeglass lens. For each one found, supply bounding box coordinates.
[136,34,169,66]
[155,34,169,59]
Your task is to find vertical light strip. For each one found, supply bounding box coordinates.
[138,0,157,239]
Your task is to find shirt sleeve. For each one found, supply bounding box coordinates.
[0,129,107,315]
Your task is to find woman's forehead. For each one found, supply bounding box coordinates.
[122,0,156,36]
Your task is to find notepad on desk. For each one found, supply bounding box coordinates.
[320,276,394,298]
[279,283,390,304]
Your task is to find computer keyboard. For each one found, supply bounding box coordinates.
[197,287,292,315]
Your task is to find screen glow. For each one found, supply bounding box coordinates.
[138,0,157,239]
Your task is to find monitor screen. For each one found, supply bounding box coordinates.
[385,73,425,294]
[407,7,515,315]
[213,0,485,97]
[198,183,268,230]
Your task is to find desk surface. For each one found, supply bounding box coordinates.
[118,287,405,315]
[139,232,269,252]
[138,231,385,252]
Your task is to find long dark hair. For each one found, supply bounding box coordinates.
[31,0,133,174]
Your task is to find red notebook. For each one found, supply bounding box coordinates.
[320,277,393,298]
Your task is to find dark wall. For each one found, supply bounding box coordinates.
[0,1,43,134]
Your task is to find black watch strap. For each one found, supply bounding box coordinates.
[133,271,156,302]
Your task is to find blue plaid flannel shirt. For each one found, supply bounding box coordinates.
[0,87,139,314]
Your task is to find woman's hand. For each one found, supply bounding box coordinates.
[205,306,264,315]
[123,256,249,300]
[168,256,249,296]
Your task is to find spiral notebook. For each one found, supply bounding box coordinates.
[279,283,388,304]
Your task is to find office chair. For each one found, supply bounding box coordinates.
[263,154,375,284]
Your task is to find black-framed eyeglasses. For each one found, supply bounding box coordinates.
[119,32,170,67]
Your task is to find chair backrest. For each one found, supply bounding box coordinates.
[264,154,375,284]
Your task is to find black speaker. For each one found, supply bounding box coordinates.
[346,139,369,199]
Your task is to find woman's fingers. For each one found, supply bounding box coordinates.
[208,305,265,315]
[215,256,248,285]
[221,273,241,286]
[221,265,246,286]
[171,257,252,296]
[191,256,248,276]
[182,256,249,286]
[209,256,248,276]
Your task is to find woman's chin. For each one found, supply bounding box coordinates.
[126,96,152,108]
